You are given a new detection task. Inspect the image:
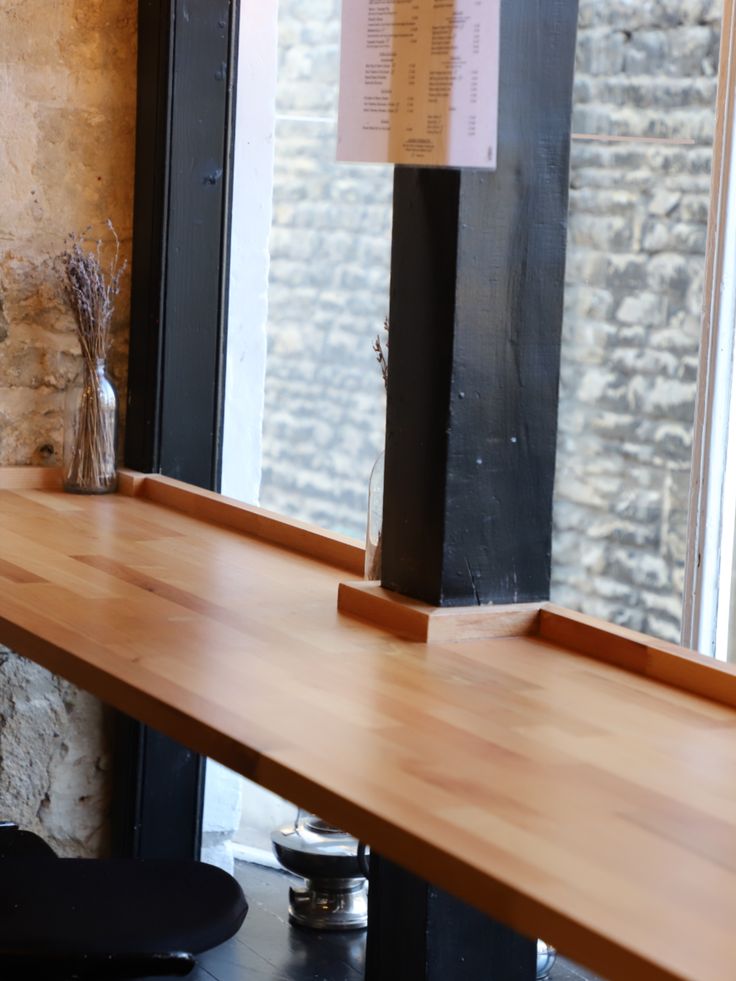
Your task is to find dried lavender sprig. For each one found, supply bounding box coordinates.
[373,317,389,390]
[61,223,126,362]
[60,222,125,491]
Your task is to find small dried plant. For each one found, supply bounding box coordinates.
[372,317,389,391]
[60,222,126,492]
[366,319,389,580]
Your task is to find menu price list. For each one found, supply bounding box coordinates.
[338,0,500,169]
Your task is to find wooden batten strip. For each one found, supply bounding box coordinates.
[338,581,542,642]
[117,470,365,575]
[0,467,63,491]
[116,468,150,497]
[539,605,736,709]
[115,469,736,709]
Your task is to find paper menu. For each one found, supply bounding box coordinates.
[337,0,500,169]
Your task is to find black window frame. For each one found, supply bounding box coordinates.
[114,0,239,860]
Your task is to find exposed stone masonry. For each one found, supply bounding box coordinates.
[259,0,391,533]
[0,652,111,856]
[552,0,720,641]
[260,0,720,644]
[0,0,136,854]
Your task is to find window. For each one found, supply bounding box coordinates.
[222,0,391,541]
[552,1,724,649]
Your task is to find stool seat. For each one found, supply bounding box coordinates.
[0,857,247,954]
[0,848,248,979]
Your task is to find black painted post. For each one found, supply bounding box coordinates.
[382,0,579,608]
[369,0,579,977]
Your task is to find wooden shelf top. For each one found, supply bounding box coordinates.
[1,468,735,981]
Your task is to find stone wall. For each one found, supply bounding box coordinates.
[0,0,136,854]
[259,0,392,534]
[259,0,720,644]
[552,0,720,641]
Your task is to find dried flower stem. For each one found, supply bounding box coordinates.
[373,318,389,391]
[61,222,126,492]
[366,318,389,580]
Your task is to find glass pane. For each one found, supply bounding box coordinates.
[258,0,393,538]
[211,0,392,906]
[551,1,723,643]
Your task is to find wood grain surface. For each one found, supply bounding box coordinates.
[1,470,736,981]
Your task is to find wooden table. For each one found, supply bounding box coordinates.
[1,467,736,981]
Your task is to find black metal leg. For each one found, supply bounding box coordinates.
[366,854,536,981]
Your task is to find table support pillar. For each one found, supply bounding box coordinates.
[366,856,535,981]
[372,0,580,975]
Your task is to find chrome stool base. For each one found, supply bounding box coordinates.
[272,812,368,931]
[289,876,369,931]
[537,939,557,979]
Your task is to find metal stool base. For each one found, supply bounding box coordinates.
[272,813,368,931]
[289,877,368,931]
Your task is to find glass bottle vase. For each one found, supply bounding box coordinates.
[364,450,384,580]
[63,359,118,494]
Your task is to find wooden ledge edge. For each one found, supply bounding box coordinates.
[337,588,736,710]
[0,466,62,490]
[539,605,736,711]
[116,469,365,576]
[337,581,542,642]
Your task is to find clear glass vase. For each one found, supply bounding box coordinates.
[364,450,384,580]
[63,359,118,494]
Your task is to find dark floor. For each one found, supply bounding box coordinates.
[156,862,602,981]
[551,957,603,981]
[191,863,364,981]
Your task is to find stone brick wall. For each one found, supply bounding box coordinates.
[552,0,720,641]
[259,0,392,534]
[0,0,136,854]
[258,0,720,644]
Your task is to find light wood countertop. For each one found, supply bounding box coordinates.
[1,467,735,981]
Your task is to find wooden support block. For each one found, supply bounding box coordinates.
[338,580,542,642]
[116,468,150,497]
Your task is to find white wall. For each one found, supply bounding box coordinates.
[220,0,278,502]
